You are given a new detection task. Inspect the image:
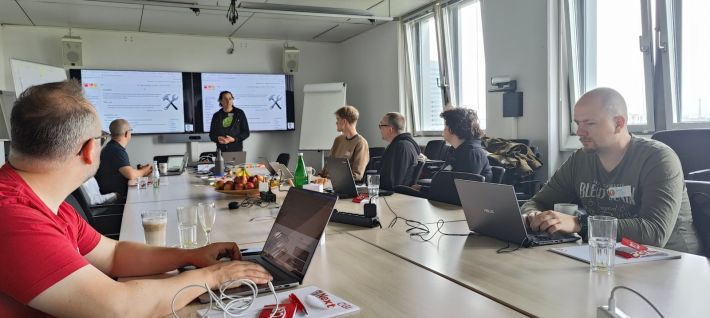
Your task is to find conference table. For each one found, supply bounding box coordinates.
[120,173,710,317]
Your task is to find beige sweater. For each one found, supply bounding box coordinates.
[326,134,370,181]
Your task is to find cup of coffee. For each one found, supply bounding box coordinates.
[305,166,316,181]
[141,210,167,246]
[159,163,168,175]
[554,203,579,215]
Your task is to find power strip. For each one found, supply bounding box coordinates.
[597,306,631,318]
[330,209,380,228]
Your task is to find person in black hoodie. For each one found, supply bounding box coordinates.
[378,112,421,190]
[209,91,250,152]
[439,107,492,181]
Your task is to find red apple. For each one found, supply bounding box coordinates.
[245,182,255,189]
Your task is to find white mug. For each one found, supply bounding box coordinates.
[305,166,316,180]
[159,163,168,174]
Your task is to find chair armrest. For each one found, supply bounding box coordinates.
[393,185,426,198]
[417,179,432,186]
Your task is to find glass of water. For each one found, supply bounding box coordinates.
[367,174,380,198]
[198,202,217,245]
[176,206,198,249]
[588,215,618,272]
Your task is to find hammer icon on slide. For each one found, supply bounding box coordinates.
[163,94,179,110]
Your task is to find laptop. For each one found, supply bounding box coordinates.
[223,151,247,165]
[454,179,580,247]
[161,154,186,176]
[198,187,337,303]
[325,157,365,199]
[269,161,294,179]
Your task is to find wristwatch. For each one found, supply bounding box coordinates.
[577,214,589,236]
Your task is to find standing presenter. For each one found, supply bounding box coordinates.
[209,90,250,151]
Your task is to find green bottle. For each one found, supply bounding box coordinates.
[294,153,308,188]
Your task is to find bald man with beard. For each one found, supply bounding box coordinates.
[95,118,153,197]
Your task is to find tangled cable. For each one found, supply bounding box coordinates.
[171,280,280,318]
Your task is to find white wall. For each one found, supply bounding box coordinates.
[0,25,343,170]
[0,27,7,91]
[482,0,550,179]
[340,22,401,148]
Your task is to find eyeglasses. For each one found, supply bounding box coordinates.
[76,131,110,155]
[378,124,390,128]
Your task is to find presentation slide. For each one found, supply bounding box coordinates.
[80,70,185,134]
[201,73,287,132]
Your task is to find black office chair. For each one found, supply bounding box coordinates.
[199,152,217,163]
[152,155,170,164]
[652,129,710,181]
[276,153,290,167]
[71,188,124,240]
[395,171,484,206]
[686,180,710,257]
[490,166,506,184]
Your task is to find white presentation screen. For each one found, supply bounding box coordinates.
[201,73,288,132]
[80,70,185,134]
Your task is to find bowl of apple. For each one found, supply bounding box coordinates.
[213,175,265,197]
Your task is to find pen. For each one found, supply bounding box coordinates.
[289,293,309,316]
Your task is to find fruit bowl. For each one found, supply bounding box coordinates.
[214,188,260,197]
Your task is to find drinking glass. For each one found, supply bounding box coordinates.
[588,215,618,272]
[141,210,167,246]
[367,174,380,198]
[198,202,217,245]
[176,206,198,248]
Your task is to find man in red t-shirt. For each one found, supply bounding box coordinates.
[0,80,272,317]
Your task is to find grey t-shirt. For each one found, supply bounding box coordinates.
[522,136,700,254]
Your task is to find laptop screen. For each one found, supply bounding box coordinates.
[262,188,337,278]
[167,156,184,171]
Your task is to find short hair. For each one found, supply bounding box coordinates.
[334,105,359,124]
[218,91,233,105]
[109,119,130,137]
[579,87,628,118]
[440,107,483,140]
[384,112,406,133]
[10,80,97,162]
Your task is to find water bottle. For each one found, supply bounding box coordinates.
[152,160,160,188]
[294,153,308,188]
[215,149,225,177]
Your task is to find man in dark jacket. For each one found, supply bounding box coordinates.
[209,91,250,152]
[378,112,421,190]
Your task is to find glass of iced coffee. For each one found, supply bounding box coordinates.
[141,210,167,246]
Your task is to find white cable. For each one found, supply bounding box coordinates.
[171,280,280,318]
[608,286,664,318]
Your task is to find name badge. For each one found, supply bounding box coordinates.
[607,186,632,199]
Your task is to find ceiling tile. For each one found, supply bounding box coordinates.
[140,5,252,37]
[17,0,142,31]
[0,1,33,25]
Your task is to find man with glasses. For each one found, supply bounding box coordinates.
[95,118,152,197]
[0,80,272,317]
[377,112,422,190]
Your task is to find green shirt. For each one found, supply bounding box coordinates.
[521,136,700,254]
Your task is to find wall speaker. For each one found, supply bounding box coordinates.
[283,47,299,74]
[61,36,83,67]
[503,91,523,117]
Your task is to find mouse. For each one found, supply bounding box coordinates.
[228,201,240,209]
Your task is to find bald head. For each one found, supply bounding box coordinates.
[577,87,628,119]
[109,119,130,138]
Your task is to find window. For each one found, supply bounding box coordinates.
[404,0,486,135]
[560,0,708,148]
[678,0,710,123]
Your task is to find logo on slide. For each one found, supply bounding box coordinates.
[269,95,282,110]
[162,94,179,110]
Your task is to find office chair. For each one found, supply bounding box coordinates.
[490,166,506,184]
[686,180,710,257]
[652,129,710,181]
[276,153,290,167]
[71,188,124,240]
[395,171,484,206]
[152,155,170,164]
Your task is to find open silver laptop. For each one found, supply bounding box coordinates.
[161,154,186,176]
[269,161,294,179]
[198,187,337,303]
[223,151,247,165]
[454,179,580,247]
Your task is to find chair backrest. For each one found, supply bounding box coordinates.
[403,160,426,186]
[65,193,91,223]
[652,129,710,179]
[276,153,290,167]
[71,188,95,216]
[424,140,449,161]
[490,166,506,184]
[686,180,710,257]
[428,171,484,206]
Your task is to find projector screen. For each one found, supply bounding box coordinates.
[73,69,189,134]
[199,73,293,132]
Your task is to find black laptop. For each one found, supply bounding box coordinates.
[198,187,337,303]
[161,154,187,176]
[454,179,580,247]
[325,157,366,199]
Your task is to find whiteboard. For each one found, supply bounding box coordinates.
[298,82,347,151]
[0,91,14,140]
[10,59,67,97]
